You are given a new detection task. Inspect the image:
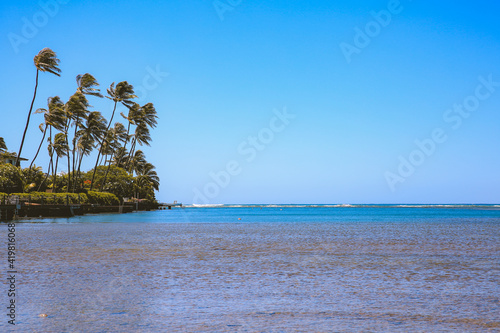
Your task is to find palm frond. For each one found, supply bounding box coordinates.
[77,73,103,97]
[33,48,61,76]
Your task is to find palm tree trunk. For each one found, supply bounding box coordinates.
[89,149,102,191]
[89,135,106,191]
[125,137,138,172]
[67,147,71,192]
[108,101,118,130]
[122,121,132,152]
[28,124,47,185]
[100,146,116,191]
[77,151,85,189]
[78,152,84,173]
[29,124,47,171]
[72,149,81,193]
[53,156,59,193]
[71,118,79,192]
[38,126,53,192]
[17,69,39,167]
[100,153,106,167]
[64,121,71,192]
[90,101,117,191]
[38,154,53,192]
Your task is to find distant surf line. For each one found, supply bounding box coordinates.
[184,204,500,209]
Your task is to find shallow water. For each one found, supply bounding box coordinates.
[1,207,500,332]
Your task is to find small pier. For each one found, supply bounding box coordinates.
[158,201,182,210]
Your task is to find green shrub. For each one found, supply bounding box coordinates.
[86,191,120,205]
[0,192,8,204]
[0,164,23,193]
[84,166,134,199]
[21,166,47,192]
[8,191,119,206]
[10,192,85,204]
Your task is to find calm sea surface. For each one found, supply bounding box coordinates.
[1,205,499,332]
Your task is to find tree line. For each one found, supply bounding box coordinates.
[1,48,160,201]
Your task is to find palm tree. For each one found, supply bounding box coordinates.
[76,111,107,189]
[136,162,160,191]
[100,129,115,165]
[120,102,157,164]
[79,111,107,156]
[61,91,91,192]
[90,81,136,190]
[126,150,147,175]
[100,122,127,191]
[16,48,61,167]
[120,102,141,152]
[134,162,160,200]
[51,132,68,193]
[38,135,54,192]
[125,122,151,170]
[30,122,48,170]
[30,96,66,171]
[113,147,129,169]
[76,73,103,97]
[34,97,66,191]
[66,92,91,191]
[140,103,158,129]
[105,81,136,128]
[75,132,94,182]
[71,74,103,189]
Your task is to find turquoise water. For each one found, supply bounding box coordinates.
[1,206,500,332]
[26,204,500,224]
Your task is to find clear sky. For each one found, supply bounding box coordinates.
[1,0,499,204]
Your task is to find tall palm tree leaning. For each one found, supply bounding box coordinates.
[66,92,88,192]
[70,74,103,191]
[100,122,128,191]
[135,162,160,199]
[89,81,136,191]
[36,97,66,192]
[123,103,157,170]
[120,102,141,152]
[75,111,107,189]
[30,96,66,171]
[16,48,61,167]
[30,113,49,171]
[51,132,69,193]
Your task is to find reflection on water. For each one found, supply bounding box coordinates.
[1,210,499,332]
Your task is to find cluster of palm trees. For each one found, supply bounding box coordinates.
[16,48,160,197]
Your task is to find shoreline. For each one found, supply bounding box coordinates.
[0,202,160,221]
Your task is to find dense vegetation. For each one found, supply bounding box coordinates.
[1,48,160,204]
[0,191,119,206]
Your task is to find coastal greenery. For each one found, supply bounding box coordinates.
[1,48,160,204]
[0,191,119,206]
[0,164,23,193]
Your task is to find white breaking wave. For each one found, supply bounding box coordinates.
[182,204,500,209]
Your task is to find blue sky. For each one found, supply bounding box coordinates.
[1,0,499,204]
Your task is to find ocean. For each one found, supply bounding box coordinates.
[1,205,499,332]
